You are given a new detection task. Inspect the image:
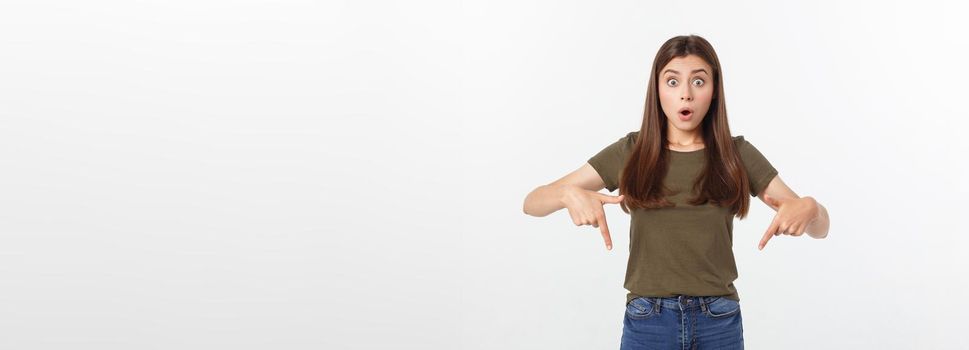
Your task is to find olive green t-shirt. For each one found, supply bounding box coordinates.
[587,131,778,304]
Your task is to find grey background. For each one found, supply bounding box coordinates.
[1,0,967,349]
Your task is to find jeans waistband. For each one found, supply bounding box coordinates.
[642,295,722,311]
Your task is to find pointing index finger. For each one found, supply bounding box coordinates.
[597,213,612,250]
[759,217,779,250]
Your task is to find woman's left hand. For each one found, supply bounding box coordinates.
[758,194,820,250]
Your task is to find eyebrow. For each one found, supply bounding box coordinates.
[662,69,709,75]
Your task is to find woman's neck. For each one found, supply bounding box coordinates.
[666,128,704,147]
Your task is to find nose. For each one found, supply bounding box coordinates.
[680,91,693,101]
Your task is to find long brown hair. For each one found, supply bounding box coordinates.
[618,35,754,219]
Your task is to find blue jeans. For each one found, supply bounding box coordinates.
[620,295,744,350]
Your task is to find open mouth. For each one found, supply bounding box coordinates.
[678,107,694,120]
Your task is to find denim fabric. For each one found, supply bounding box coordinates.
[620,295,743,350]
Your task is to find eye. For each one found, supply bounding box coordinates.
[691,78,704,87]
[666,78,678,87]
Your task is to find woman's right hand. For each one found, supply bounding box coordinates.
[560,186,625,250]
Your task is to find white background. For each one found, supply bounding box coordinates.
[1,0,967,349]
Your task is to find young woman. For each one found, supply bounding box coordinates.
[522,35,831,349]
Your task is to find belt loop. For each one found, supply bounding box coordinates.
[700,297,708,312]
[653,297,661,314]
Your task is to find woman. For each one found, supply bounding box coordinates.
[522,35,831,349]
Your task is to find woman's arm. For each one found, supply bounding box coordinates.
[522,163,607,217]
[803,201,829,239]
[755,174,831,250]
[523,163,623,250]
[756,175,830,239]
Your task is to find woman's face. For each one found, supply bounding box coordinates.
[658,54,714,133]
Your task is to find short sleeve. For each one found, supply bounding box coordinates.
[734,135,778,197]
[587,132,636,192]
